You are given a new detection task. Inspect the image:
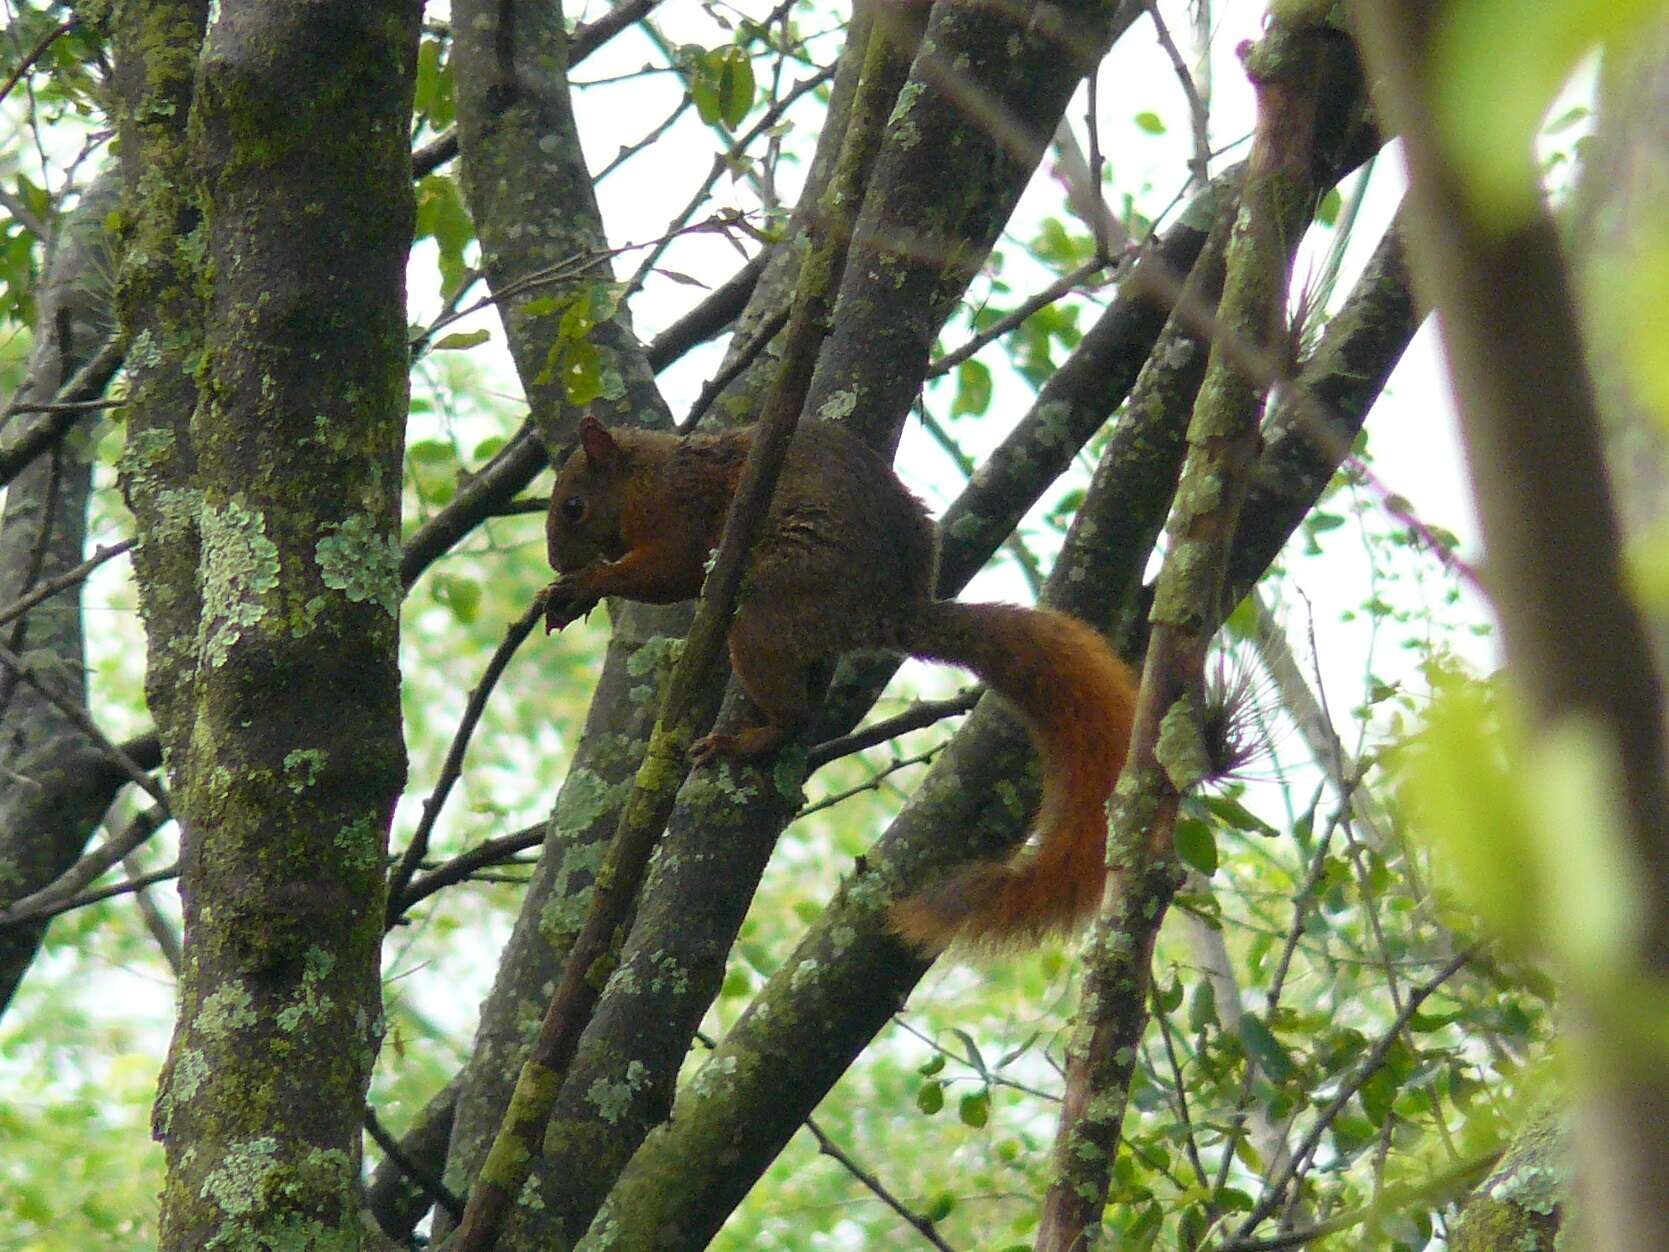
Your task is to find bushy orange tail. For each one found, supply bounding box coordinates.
[889,601,1137,951]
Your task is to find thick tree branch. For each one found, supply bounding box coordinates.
[1037,22,1344,1247]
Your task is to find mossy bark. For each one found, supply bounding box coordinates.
[430,4,888,1243]
[1036,21,1346,1248]
[435,0,681,1228]
[450,0,668,456]
[111,0,209,765]
[804,0,1137,449]
[127,5,419,1248]
[1449,1110,1565,1251]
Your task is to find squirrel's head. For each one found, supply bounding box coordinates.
[547,415,630,573]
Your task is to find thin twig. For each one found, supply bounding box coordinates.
[796,748,942,820]
[927,259,1106,379]
[1218,1149,1501,1251]
[0,16,77,111]
[0,336,125,487]
[1151,983,1211,1190]
[0,862,179,927]
[677,305,790,433]
[806,692,980,770]
[385,597,544,919]
[0,804,166,925]
[1226,948,1477,1243]
[0,538,131,632]
[1144,1,1210,190]
[0,636,167,808]
[624,64,838,295]
[803,1118,958,1252]
[365,1107,464,1222]
[124,852,182,972]
[391,822,544,922]
[1,395,118,416]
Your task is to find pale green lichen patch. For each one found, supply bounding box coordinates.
[645,951,690,995]
[685,1052,738,1099]
[199,979,257,1038]
[1154,694,1209,793]
[119,426,176,485]
[586,1059,649,1124]
[625,633,681,678]
[815,389,858,423]
[152,486,204,543]
[199,497,281,668]
[282,748,326,792]
[315,513,400,617]
[276,946,336,1031]
[199,1135,280,1216]
[171,1048,210,1102]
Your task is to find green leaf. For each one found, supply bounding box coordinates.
[951,358,992,417]
[1174,817,1218,876]
[436,575,481,624]
[1188,979,1218,1033]
[408,440,455,465]
[414,39,455,130]
[1203,794,1276,836]
[690,54,721,125]
[690,48,753,128]
[1125,1202,1162,1245]
[416,175,474,295]
[958,1089,990,1128]
[1434,0,1668,219]
[720,968,751,999]
[560,339,604,405]
[433,329,490,351]
[16,174,48,223]
[918,1053,946,1077]
[718,48,755,130]
[916,1080,944,1115]
[1237,1016,1295,1083]
[1133,110,1165,135]
[1316,187,1343,226]
[1359,1065,1396,1126]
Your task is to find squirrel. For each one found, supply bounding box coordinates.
[541,415,1138,951]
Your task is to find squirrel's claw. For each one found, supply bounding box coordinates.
[540,579,598,633]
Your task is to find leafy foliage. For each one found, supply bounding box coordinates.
[0,1,1637,1248]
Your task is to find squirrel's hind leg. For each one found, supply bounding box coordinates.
[689,610,818,766]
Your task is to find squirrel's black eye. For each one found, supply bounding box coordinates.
[561,495,586,522]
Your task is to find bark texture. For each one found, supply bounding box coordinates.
[124,5,420,1246]
[1037,21,1340,1247]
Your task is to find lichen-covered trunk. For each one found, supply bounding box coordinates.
[1036,21,1343,1248]
[121,4,420,1247]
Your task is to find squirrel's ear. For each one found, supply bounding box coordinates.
[578,415,622,469]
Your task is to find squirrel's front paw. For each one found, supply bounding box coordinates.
[539,578,600,633]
